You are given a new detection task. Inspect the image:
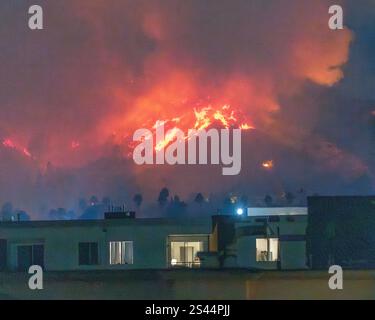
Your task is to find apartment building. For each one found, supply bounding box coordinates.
[0,207,308,272]
[208,207,307,270]
[0,213,211,271]
[307,195,375,269]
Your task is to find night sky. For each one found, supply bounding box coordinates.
[0,0,374,218]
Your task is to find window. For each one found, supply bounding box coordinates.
[256,238,279,262]
[78,242,99,265]
[17,244,44,271]
[109,241,133,265]
[0,239,6,270]
[170,241,203,267]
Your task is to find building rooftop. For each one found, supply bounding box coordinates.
[0,216,212,229]
[246,207,307,217]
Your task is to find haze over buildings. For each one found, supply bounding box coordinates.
[0,0,375,218]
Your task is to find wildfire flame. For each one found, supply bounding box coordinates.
[155,126,182,152]
[2,138,33,158]
[1,101,255,162]
[262,160,274,169]
[239,123,254,130]
[129,103,254,154]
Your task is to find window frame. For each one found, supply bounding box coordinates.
[169,240,203,268]
[16,243,44,271]
[109,241,134,265]
[256,237,279,262]
[78,242,99,266]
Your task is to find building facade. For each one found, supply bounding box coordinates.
[0,207,309,272]
[307,196,375,269]
[0,216,211,271]
[208,207,307,270]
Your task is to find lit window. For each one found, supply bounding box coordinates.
[109,241,133,265]
[256,238,279,262]
[170,241,202,267]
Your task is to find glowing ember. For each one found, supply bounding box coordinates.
[71,141,80,149]
[2,139,16,149]
[262,160,274,169]
[239,123,254,130]
[2,138,32,158]
[22,148,31,157]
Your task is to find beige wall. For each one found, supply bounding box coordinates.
[1,221,211,271]
[235,215,307,270]
[0,270,374,300]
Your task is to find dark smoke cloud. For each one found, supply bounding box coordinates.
[0,0,374,217]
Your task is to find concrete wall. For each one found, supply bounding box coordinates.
[237,237,277,269]
[0,270,374,300]
[280,241,306,269]
[235,215,307,270]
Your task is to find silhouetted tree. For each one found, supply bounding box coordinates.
[57,208,67,219]
[223,196,236,214]
[240,195,249,207]
[167,195,187,216]
[89,195,99,206]
[133,194,143,208]
[1,202,14,221]
[15,210,30,221]
[158,188,169,207]
[102,196,111,208]
[48,208,70,220]
[48,209,58,220]
[78,198,87,212]
[80,205,102,220]
[66,210,75,220]
[264,195,273,207]
[194,193,204,205]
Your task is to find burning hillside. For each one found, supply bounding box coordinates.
[0,0,373,217]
